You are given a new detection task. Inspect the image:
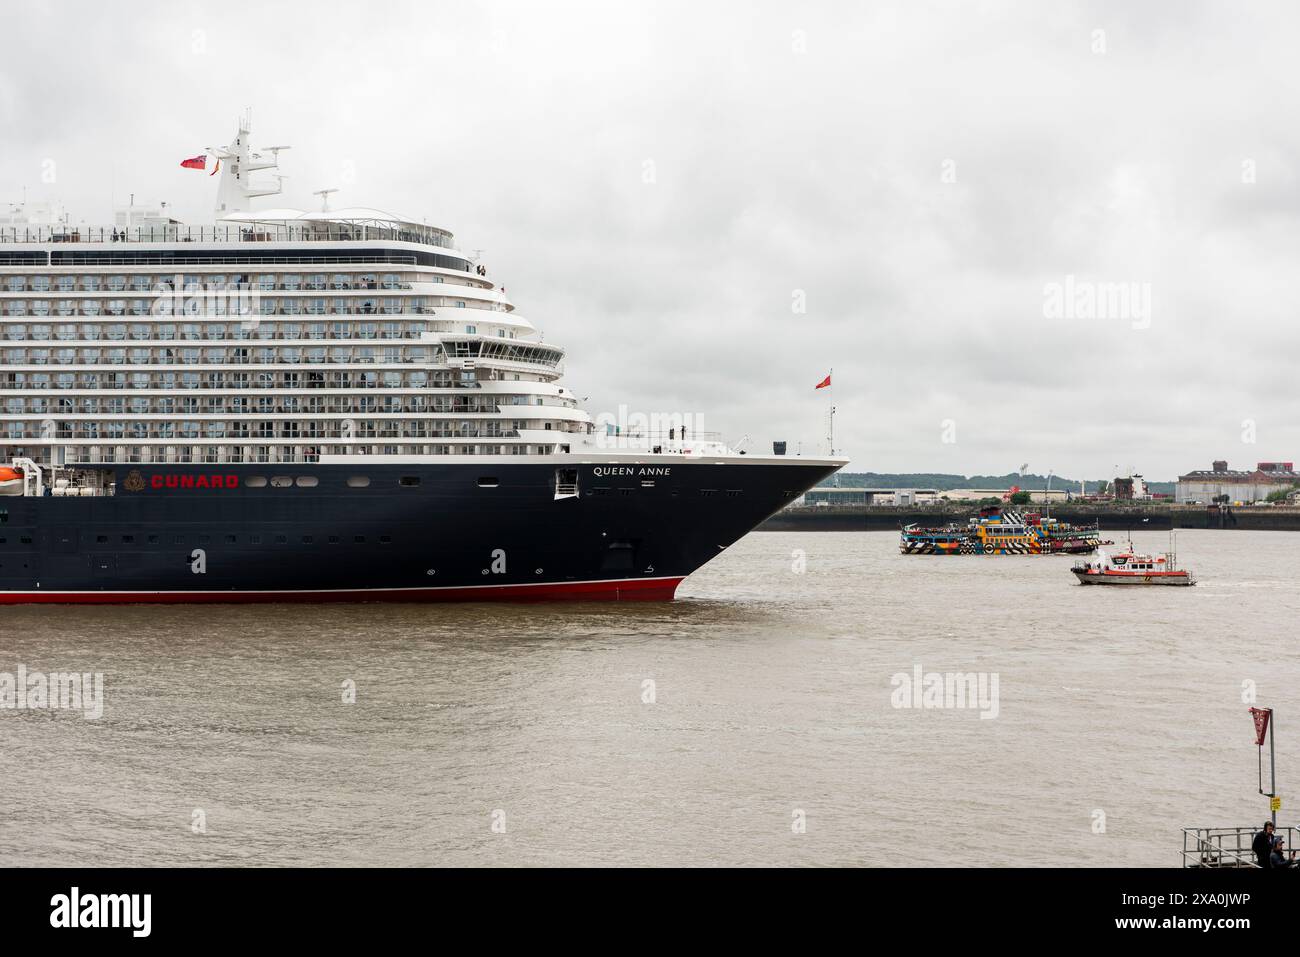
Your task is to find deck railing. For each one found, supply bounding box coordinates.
[1180,825,1300,868]
[0,223,456,249]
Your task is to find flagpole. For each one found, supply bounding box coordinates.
[1271,711,1278,828]
[827,367,835,458]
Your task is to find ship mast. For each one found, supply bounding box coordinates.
[210,110,290,218]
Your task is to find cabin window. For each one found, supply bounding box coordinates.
[399,476,420,487]
[245,476,268,488]
[347,476,370,488]
[270,476,293,488]
[477,477,499,488]
[295,476,318,488]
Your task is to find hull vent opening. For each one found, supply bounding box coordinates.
[600,541,637,572]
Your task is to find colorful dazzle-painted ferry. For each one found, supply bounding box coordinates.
[900,507,1106,555]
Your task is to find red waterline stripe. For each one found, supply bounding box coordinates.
[0,576,685,605]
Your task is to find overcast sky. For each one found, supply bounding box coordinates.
[2,0,1297,480]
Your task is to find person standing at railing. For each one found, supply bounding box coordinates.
[1253,821,1276,867]
[1271,835,1298,868]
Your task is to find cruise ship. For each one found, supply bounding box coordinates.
[0,118,844,603]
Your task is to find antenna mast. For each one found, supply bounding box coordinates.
[313,188,338,212]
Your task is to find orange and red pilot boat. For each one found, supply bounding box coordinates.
[1070,545,1195,586]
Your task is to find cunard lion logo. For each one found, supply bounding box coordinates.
[123,470,146,493]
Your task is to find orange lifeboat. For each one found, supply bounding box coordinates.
[0,466,23,496]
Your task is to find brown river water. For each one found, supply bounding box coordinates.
[0,529,1293,866]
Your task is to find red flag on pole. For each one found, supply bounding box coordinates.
[1250,707,1272,746]
[815,374,831,390]
[180,154,207,170]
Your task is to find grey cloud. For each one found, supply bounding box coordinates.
[2,0,1298,478]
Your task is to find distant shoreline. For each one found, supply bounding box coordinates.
[762,504,1289,532]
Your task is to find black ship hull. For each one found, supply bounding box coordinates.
[0,458,838,603]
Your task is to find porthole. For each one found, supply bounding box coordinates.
[347,476,370,488]
[295,476,318,488]
[399,476,420,487]
[270,476,293,488]
[245,476,268,488]
[477,477,499,488]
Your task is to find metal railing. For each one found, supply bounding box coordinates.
[1180,825,1300,868]
[0,223,456,249]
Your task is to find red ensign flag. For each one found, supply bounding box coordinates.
[180,154,207,170]
[1250,707,1272,746]
[815,374,831,390]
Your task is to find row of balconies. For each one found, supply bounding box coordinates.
[0,323,515,341]
[0,377,499,392]
[2,400,509,415]
[0,272,459,293]
[4,424,533,441]
[4,347,427,360]
[2,302,445,318]
[47,446,547,467]
[0,356,559,374]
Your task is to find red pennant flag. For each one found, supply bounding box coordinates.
[180,154,207,170]
[815,374,831,390]
[1250,707,1272,746]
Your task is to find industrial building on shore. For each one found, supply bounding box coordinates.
[1175,460,1300,504]
[800,487,1069,506]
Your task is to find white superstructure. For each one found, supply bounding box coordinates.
[0,119,736,470]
